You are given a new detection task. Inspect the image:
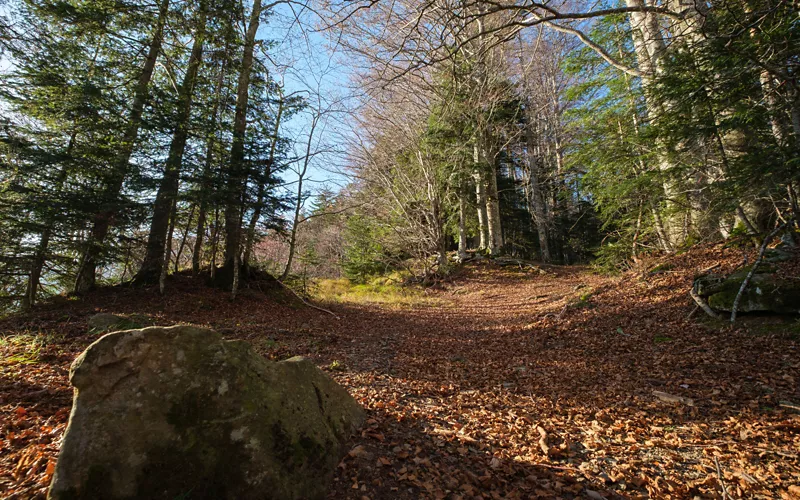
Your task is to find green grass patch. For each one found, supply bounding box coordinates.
[569,288,595,309]
[0,334,48,365]
[313,275,435,308]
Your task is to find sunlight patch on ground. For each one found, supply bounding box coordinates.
[313,278,439,308]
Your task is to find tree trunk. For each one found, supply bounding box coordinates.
[22,130,77,309]
[174,204,195,273]
[625,0,686,249]
[457,188,468,261]
[210,207,220,280]
[474,144,489,250]
[245,92,285,270]
[73,0,170,292]
[223,0,263,277]
[159,197,178,295]
[525,111,551,263]
[136,0,208,284]
[484,151,503,255]
[192,57,229,276]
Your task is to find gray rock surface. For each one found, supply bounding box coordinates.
[48,325,364,500]
[86,313,151,334]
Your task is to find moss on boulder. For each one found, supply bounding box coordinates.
[695,267,800,314]
[48,326,364,500]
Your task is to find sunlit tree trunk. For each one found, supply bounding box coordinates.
[484,149,503,254]
[223,0,263,278]
[625,0,687,249]
[474,145,489,250]
[457,188,468,261]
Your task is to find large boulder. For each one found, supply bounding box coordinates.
[694,263,800,314]
[48,326,364,500]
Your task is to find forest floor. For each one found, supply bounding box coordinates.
[1,244,800,499]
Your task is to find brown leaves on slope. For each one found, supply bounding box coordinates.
[1,243,800,499]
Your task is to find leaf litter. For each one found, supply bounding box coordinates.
[1,242,799,499]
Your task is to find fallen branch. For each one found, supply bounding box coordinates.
[700,263,721,273]
[715,456,729,500]
[689,288,720,320]
[653,390,695,407]
[431,428,478,443]
[276,280,340,320]
[731,220,790,323]
[535,425,552,457]
[780,401,800,412]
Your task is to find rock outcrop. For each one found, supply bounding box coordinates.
[48,326,364,500]
[694,250,800,314]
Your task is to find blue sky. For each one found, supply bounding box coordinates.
[261,3,357,202]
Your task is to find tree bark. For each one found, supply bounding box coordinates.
[136,0,208,284]
[525,108,551,263]
[223,0,263,276]
[484,150,503,255]
[73,0,170,292]
[474,145,489,250]
[457,188,468,261]
[625,0,686,249]
[192,57,229,276]
[174,204,195,273]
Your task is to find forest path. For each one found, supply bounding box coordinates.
[1,254,799,499]
[322,261,799,499]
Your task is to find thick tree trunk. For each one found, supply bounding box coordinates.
[625,0,688,249]
[73,0,170,292]
[484,152,503,255]
[136,1,208,284]
[474,145,489,250]
[457,189,468,261]
[223,0,263,277]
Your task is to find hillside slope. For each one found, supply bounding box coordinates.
[2,245,799,499]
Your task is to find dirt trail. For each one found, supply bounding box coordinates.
[2,253,799,499]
